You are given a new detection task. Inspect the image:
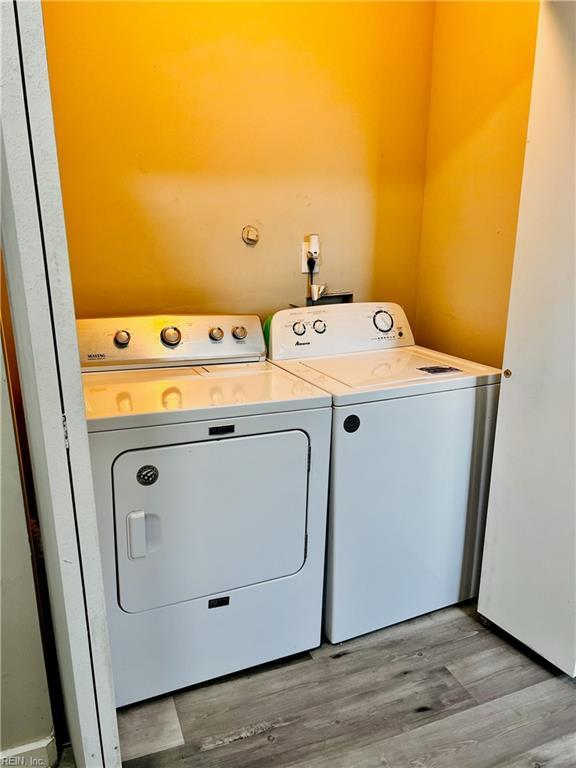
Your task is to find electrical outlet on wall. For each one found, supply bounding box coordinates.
[301,235,321,274]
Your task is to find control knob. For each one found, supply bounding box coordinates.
[292,321,306,337]
[313,319,327,334]
[373,310,394,333]
[209,327,224,342]
[114,329,131,348]
[160,326,181,347]
[232,326,248,340]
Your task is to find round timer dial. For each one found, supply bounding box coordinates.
[161,326,181,346]
[373,310,394,334]
[114,329,131,348]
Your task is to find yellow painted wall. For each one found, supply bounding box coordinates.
[415,2,539,367]
[42,1,434,321]
[43,1,539,363]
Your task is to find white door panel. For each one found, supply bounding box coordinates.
[479,2,576,676]
[113,431,309,613]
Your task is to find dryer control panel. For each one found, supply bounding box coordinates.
[267,303,415,360]
[77,315,266,370]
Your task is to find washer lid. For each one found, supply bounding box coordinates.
[279,347,500,405]
[83,361,330,432]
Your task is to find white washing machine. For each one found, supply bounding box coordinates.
[268,303,501,644]
[77,314,331,706]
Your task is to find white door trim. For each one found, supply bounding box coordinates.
[478,0,576,676]
[1,2,120,764]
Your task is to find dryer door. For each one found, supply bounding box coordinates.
[113,430,309,613]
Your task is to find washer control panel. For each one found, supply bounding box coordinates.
[267,303,414,360]
[78,315,265,370]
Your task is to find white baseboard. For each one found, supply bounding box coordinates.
[0,734,58,767]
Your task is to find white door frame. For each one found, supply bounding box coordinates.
[478,0,576,677]
[1,2,120,765]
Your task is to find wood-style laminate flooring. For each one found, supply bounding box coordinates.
[117,605,575,768]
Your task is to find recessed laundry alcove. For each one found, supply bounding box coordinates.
[42,1,539,368]
[3,2,575,766]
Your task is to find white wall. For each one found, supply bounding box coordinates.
[0,351,56,765]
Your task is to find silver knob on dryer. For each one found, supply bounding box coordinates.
[373,310,393,333]
[232,326,248,340]
[209,327,224,341]
[292,321,306,337]
[114,329,131,348]
[313,319,327,334]
[161,326,181,347]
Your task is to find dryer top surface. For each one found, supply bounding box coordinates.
[82,361,330,431]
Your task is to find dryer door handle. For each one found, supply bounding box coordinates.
[127,510,147,559]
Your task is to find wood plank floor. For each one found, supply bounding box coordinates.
[119,604,575,768]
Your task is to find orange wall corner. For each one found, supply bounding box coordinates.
[415,0,540,367]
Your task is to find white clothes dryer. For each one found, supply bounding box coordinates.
[268,303,500,644]
[78,314,331,705]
